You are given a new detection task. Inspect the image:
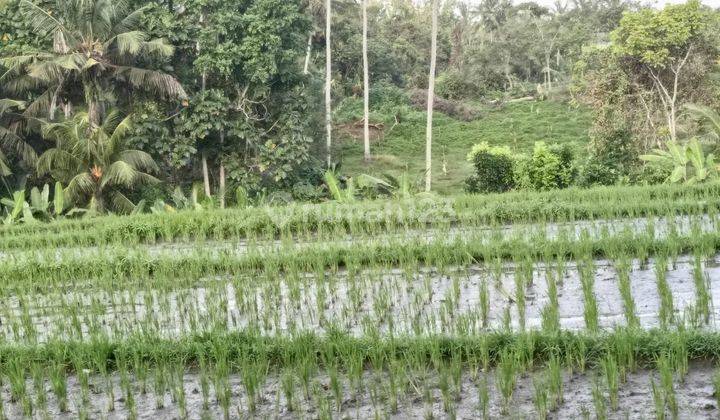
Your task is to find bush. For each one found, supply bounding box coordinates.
[577,158,621,187]
[464,142,516,193]
[516,142,575,190]
[578,126,638,186]
[435,69,483,100]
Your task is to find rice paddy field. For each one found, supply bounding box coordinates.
[3,183,720,419]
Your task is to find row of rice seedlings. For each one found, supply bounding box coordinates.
[3,182,720,251]
[0,329,716,418]
[3,215,716,297]
[0,247,716,344]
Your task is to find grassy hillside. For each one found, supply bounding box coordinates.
[337,99,592,195]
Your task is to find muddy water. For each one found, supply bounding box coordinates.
[2,254,719,343]
[2,361,718,419]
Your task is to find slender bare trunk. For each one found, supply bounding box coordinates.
[202,152,211,198]
[425,0,438,193]
[304,32,313,75]
[219,131,225,209]
[545,53,552,92]
[362,0,370,162]
[325,0,332,168]
[198,12,211,195]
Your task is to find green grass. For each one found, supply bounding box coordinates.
[338,99,592,194]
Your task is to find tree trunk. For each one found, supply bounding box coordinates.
[202,152,211,198]
[88,99,100,128]
[546,53,552,93]
[425,0,438,193]
[362,0,371,162]
[325,0,333,168]
[219,131,225,209]
[303,32,313,75]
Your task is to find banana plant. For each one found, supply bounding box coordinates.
[324,171,356,203]
[1,182,67,224]
[641,138,718,184]
[1,190,26,225]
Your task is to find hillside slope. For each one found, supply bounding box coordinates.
[338,99,592,195]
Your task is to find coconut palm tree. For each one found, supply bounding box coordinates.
[36,110,158,213]
[325,0,333,168]
[0,0,186,126]
[362,0,371,162]
[425,0,438,192]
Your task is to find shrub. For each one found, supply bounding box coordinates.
[435,69,483,100]
[464,142,516,193]
[516,142,575,190]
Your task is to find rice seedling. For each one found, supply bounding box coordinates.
[170,362,187,419]
[477,374,489,419]
[578,258,599,334]
[692,253,711,324]
[479,277,489,328]
[713,367,720,411]
[514,269,527,331]
[547,353,564,409]
[541,268,560,333]
[656,354,678,419]
[152,363,167,410]
[654,254,675,328]
[49,360,68,413]
[118,355,137,419]
[533,373,550,420]
[591,376,607,420]
[614,258,639,328]
[30,363,47,417]
[496,348,517,415]
[601,355,619,410]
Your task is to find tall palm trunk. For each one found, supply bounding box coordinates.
[198,11,212,198]
[202,151,211,197]
[362,0,370,162]
[325,0,332,168]
[219,131,226,208]
[425,0,438,193]
[303,32,313,74]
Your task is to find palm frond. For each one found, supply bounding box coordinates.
[17,0,65,35]
[109,190,136,214]
[23,88,53,118]
[36,147,83,177]
[110,3,147,35]
[91,0,116,39]
[0,150,11,176]
[109,30,148,56]
[117,66,187,99]
[101,109,124,134]
[117,149,158,172]
[0,125,37,165]
[65,172,95,201]
[0,99,26,114]
[27,61,66,83]
[141,38,174,58]
[102,160,140,188]
[108,114,133,147]
[2,75,46,97]
[685,103,720,141]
